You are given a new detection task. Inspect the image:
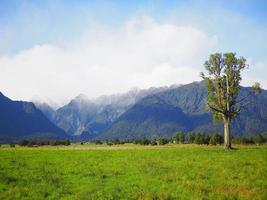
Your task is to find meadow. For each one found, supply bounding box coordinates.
[0,144,266,200]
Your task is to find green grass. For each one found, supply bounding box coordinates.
[0,144,266,200]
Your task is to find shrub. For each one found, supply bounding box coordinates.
[150,140,157,146]
[158,138,169,145]
[27,140,37,147]
[194,133,205,144]
[253,134,265,145]
[232,136,254,144]
[107,142,113,146]
[232,137,242,144]
[141,138,150,145]
[9,143,15,148]
[19,139,29,146]
[112,139,121,145]
[133,138,150,145]
[209,133,223,145]
[94,140,103,145]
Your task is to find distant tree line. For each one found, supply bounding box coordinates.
[16,139,71,147]
[91,132,267,146]
[4,132,266,148]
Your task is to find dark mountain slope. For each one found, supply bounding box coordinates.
[100,96,191,139]
[0,92,67,142]
[99,82,267,139]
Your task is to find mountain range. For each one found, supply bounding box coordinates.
[98,81,267,139]
[1,81,266,142]
[35,86,175,139]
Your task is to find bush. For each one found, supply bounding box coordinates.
[158,138,169,145]
[112,139,123,145]
[9,143,15,148]
[232,137,242,144]
[94,140,103,145]
[141,138,150,145]
[19,139,29,146]
[194,133,205,144]
[232,136,254,144]
[150,140,157,146]
[209,133,223,145]
[107,142,113,146]
[253,134,265,145]
[27,140,37,147]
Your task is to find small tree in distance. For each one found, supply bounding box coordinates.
[201,52,261,149]
[173,131,185,144]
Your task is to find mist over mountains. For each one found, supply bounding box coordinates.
[1,81,267,142]
[35,86,176,139]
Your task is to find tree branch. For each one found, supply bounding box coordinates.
[207,103,225,114]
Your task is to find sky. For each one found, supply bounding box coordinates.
[0,0,266,106]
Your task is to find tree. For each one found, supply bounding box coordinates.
[194,133,205,144]
[65,139,71,146]
[201,53,261,149]
[19,139,29,146]
[188,132,196,143]
[204,135,211,145]
[112,139,121,145]
[173,131,185,144]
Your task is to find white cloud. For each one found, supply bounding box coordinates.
[242,60,267,89]
[0,17,217,105]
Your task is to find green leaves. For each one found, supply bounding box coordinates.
[252,82,262,94]
[201,52,250,121]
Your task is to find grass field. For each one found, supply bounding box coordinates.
[0,144,266,200]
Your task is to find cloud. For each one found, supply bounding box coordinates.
[0,17,217,105]
[242,60,267,89]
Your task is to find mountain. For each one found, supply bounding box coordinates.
[98,81,267,140]
[51,86,174,139]
[0,92,67,142]
[53,94,98,137]
[34,102,56,121]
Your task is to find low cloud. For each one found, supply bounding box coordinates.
[0,17,217,105]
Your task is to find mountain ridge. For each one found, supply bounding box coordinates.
[37,85,177,138]
[98,81,267,139]
[0,92,68,142]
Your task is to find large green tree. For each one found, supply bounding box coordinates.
[201,53,261,149]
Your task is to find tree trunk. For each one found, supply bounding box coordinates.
[224,118,231,149]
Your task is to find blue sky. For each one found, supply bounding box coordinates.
[1,0,267,58]
[0,0,266,104]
